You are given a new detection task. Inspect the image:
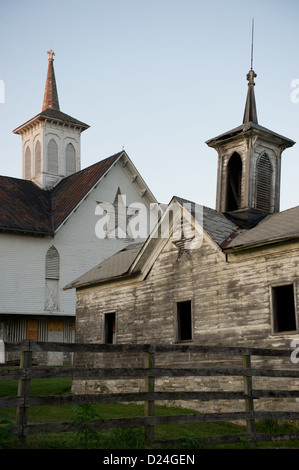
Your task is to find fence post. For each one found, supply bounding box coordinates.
[16,340,33,439]
[243,353,255,436]
[144,346,155,442]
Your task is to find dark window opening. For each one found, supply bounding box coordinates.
[226,152,242,212]
[272,284,297,333]
[177,301,192,341]
[104,313,116,344]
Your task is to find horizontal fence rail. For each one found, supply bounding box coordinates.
[1,340,299,447]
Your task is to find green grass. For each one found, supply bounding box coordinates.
[1,373,299,449]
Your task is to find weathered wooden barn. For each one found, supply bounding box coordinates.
[0,51,156,364]
[66,68,299,412]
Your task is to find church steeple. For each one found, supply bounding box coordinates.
[42,50,60,112]
[13,50,89,190]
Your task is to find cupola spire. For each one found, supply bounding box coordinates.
[42,50,60,111]
[243,68,258,124]
[243,19,258,124]
[206,18,295,225]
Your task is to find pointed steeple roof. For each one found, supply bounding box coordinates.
[13,50,89,136]
[206,66,294,151]
[243,69,258,124]
[42,50,60,111]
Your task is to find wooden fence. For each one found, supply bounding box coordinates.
[1,340,299,447]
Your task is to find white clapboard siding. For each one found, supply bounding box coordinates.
[0,159,154,317]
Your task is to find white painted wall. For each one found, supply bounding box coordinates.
[0,160,154,317]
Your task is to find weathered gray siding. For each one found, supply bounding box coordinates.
[75,236,299,349]
[73,233,299,412]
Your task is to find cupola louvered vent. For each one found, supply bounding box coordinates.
[256,153,272,212]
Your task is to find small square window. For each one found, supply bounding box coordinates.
[272,284,297,333]
[176,301,192,341]
[104,313,116,344]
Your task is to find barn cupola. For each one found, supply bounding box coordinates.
[13,50,89,190]
[206,68,295,227]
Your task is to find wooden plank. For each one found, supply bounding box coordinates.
[23,390,247,408]
[48,320,63,332]
[27,320,38,341]
[10,412,255,436]
[0,396,25,408]
[243,354,255,434]
[11,414,299,438]
[3,365,299,381]
[253,390,299,398]
[15,349,32,438]
[144,350,155,441]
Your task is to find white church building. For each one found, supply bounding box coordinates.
[0,50,156,363]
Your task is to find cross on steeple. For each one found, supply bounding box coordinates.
[47,49,55,61]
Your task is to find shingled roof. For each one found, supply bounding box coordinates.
[174,196,240,246]
[13,108,89,136]
[65,242,144,290]
[65,193,299,290]
[0,176,52,234]
[0,152,122,235]
[64,197,243,289]
[225,205,299,251]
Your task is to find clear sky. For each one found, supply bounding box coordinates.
[1,0,299,211]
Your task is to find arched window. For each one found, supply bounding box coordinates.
[226,152,242,211]
[24,146,31,179]
[66,143,76,176]
[256,153,272,212]
[35,141,41,175]
[45,246,60,311]
[48,139,58,174]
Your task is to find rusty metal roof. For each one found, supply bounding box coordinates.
[0,152,122,235]
[0,175,52,234]
[51,152,121,230]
